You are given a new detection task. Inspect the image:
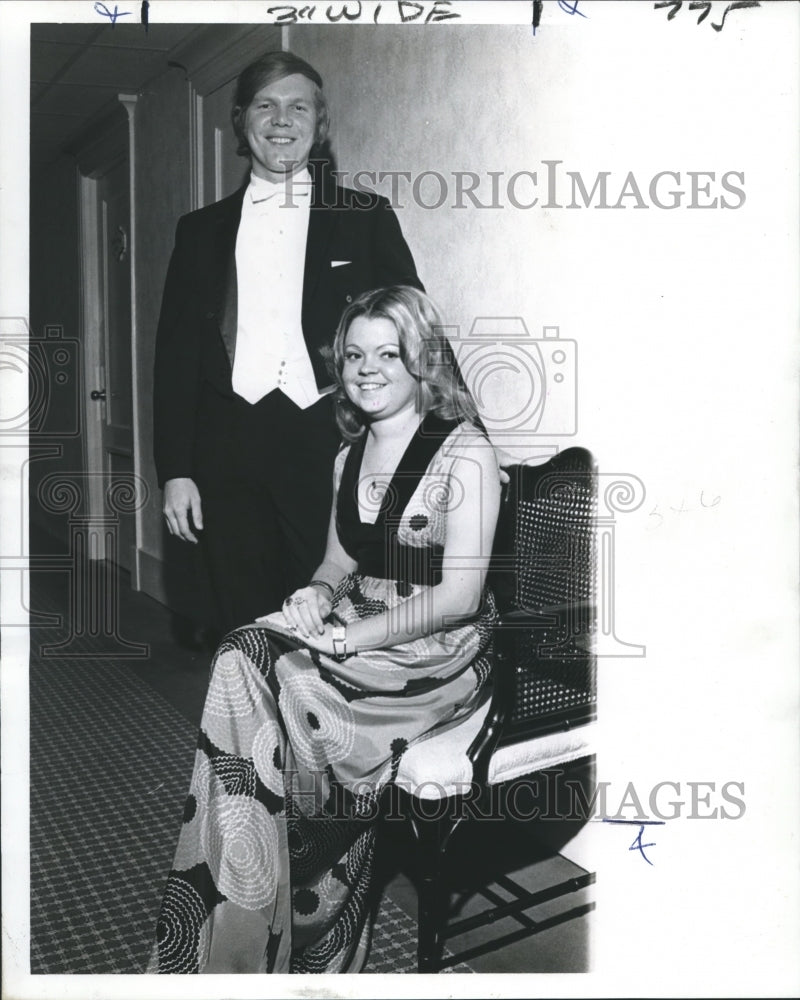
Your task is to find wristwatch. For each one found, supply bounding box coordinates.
[332,623,348,661]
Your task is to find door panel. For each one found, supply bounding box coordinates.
[100,159,132,439]
[201,80,250,206]
[96,155,135,572]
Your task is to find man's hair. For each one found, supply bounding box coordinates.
[331,285,478,442]
[231,51,330,157]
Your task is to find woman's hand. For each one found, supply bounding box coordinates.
[281,585,332,637]
[296,622,337,657]
[262,613,338,657]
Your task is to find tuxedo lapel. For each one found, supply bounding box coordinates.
[302,161,338,322]
[209,186,246,371]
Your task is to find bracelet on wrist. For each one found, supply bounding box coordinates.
[309,579,335,599]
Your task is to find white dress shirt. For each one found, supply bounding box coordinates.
[231,170,327,407]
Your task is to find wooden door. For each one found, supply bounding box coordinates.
[89,155,135,573]
[200,78,250,206]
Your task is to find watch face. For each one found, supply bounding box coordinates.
[332,624,347,659]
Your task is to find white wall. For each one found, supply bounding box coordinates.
[293,13,800,988]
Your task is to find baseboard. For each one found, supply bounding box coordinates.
[135,547,194,619]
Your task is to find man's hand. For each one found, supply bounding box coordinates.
[163,477,203,543]
[494,448,555,484]
[495,447,517,485]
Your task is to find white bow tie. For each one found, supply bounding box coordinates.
[251,188,311,205]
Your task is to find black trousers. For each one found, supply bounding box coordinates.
[194,386,341,635]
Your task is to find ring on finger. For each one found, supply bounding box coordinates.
[284,596,294,606]
[295,597,306,605]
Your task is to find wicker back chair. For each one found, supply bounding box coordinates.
[396,447,598,972]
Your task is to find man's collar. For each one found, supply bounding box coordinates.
[248,168,312,204]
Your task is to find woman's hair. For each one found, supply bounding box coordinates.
[231,51,330,158]
[330,285,478,442]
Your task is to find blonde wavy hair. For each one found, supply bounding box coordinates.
[330,285,478,442]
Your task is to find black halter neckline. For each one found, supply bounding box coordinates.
[335,412,461,585]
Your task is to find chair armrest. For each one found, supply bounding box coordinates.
[443,601,595,633]
[497,600,594,625]
[496,602,596,651]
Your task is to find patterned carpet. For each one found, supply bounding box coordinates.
[29,626,470,974]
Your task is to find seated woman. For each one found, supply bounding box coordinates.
[149,285,501,974]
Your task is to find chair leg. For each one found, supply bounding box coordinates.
[414,811,449,973]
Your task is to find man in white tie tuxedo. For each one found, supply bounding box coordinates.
[153,51,422,633]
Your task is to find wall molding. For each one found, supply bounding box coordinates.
[189,82,202,211]
[168,24,281,97]
[67,105,127,179]
[118,94,142,590]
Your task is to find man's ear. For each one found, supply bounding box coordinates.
[314,98,330,147]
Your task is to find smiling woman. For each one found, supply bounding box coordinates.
[332,285,478,443]
[148,286,501,974]
[342,316,421,421]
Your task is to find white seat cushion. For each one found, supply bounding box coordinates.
[396,699,595,800]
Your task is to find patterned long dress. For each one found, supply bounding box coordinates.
[149,414,496,974]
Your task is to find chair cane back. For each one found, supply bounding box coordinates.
[400,446,598,972]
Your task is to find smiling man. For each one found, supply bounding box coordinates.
[153,51,422,634]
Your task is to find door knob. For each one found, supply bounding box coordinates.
[90,389,107,401]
